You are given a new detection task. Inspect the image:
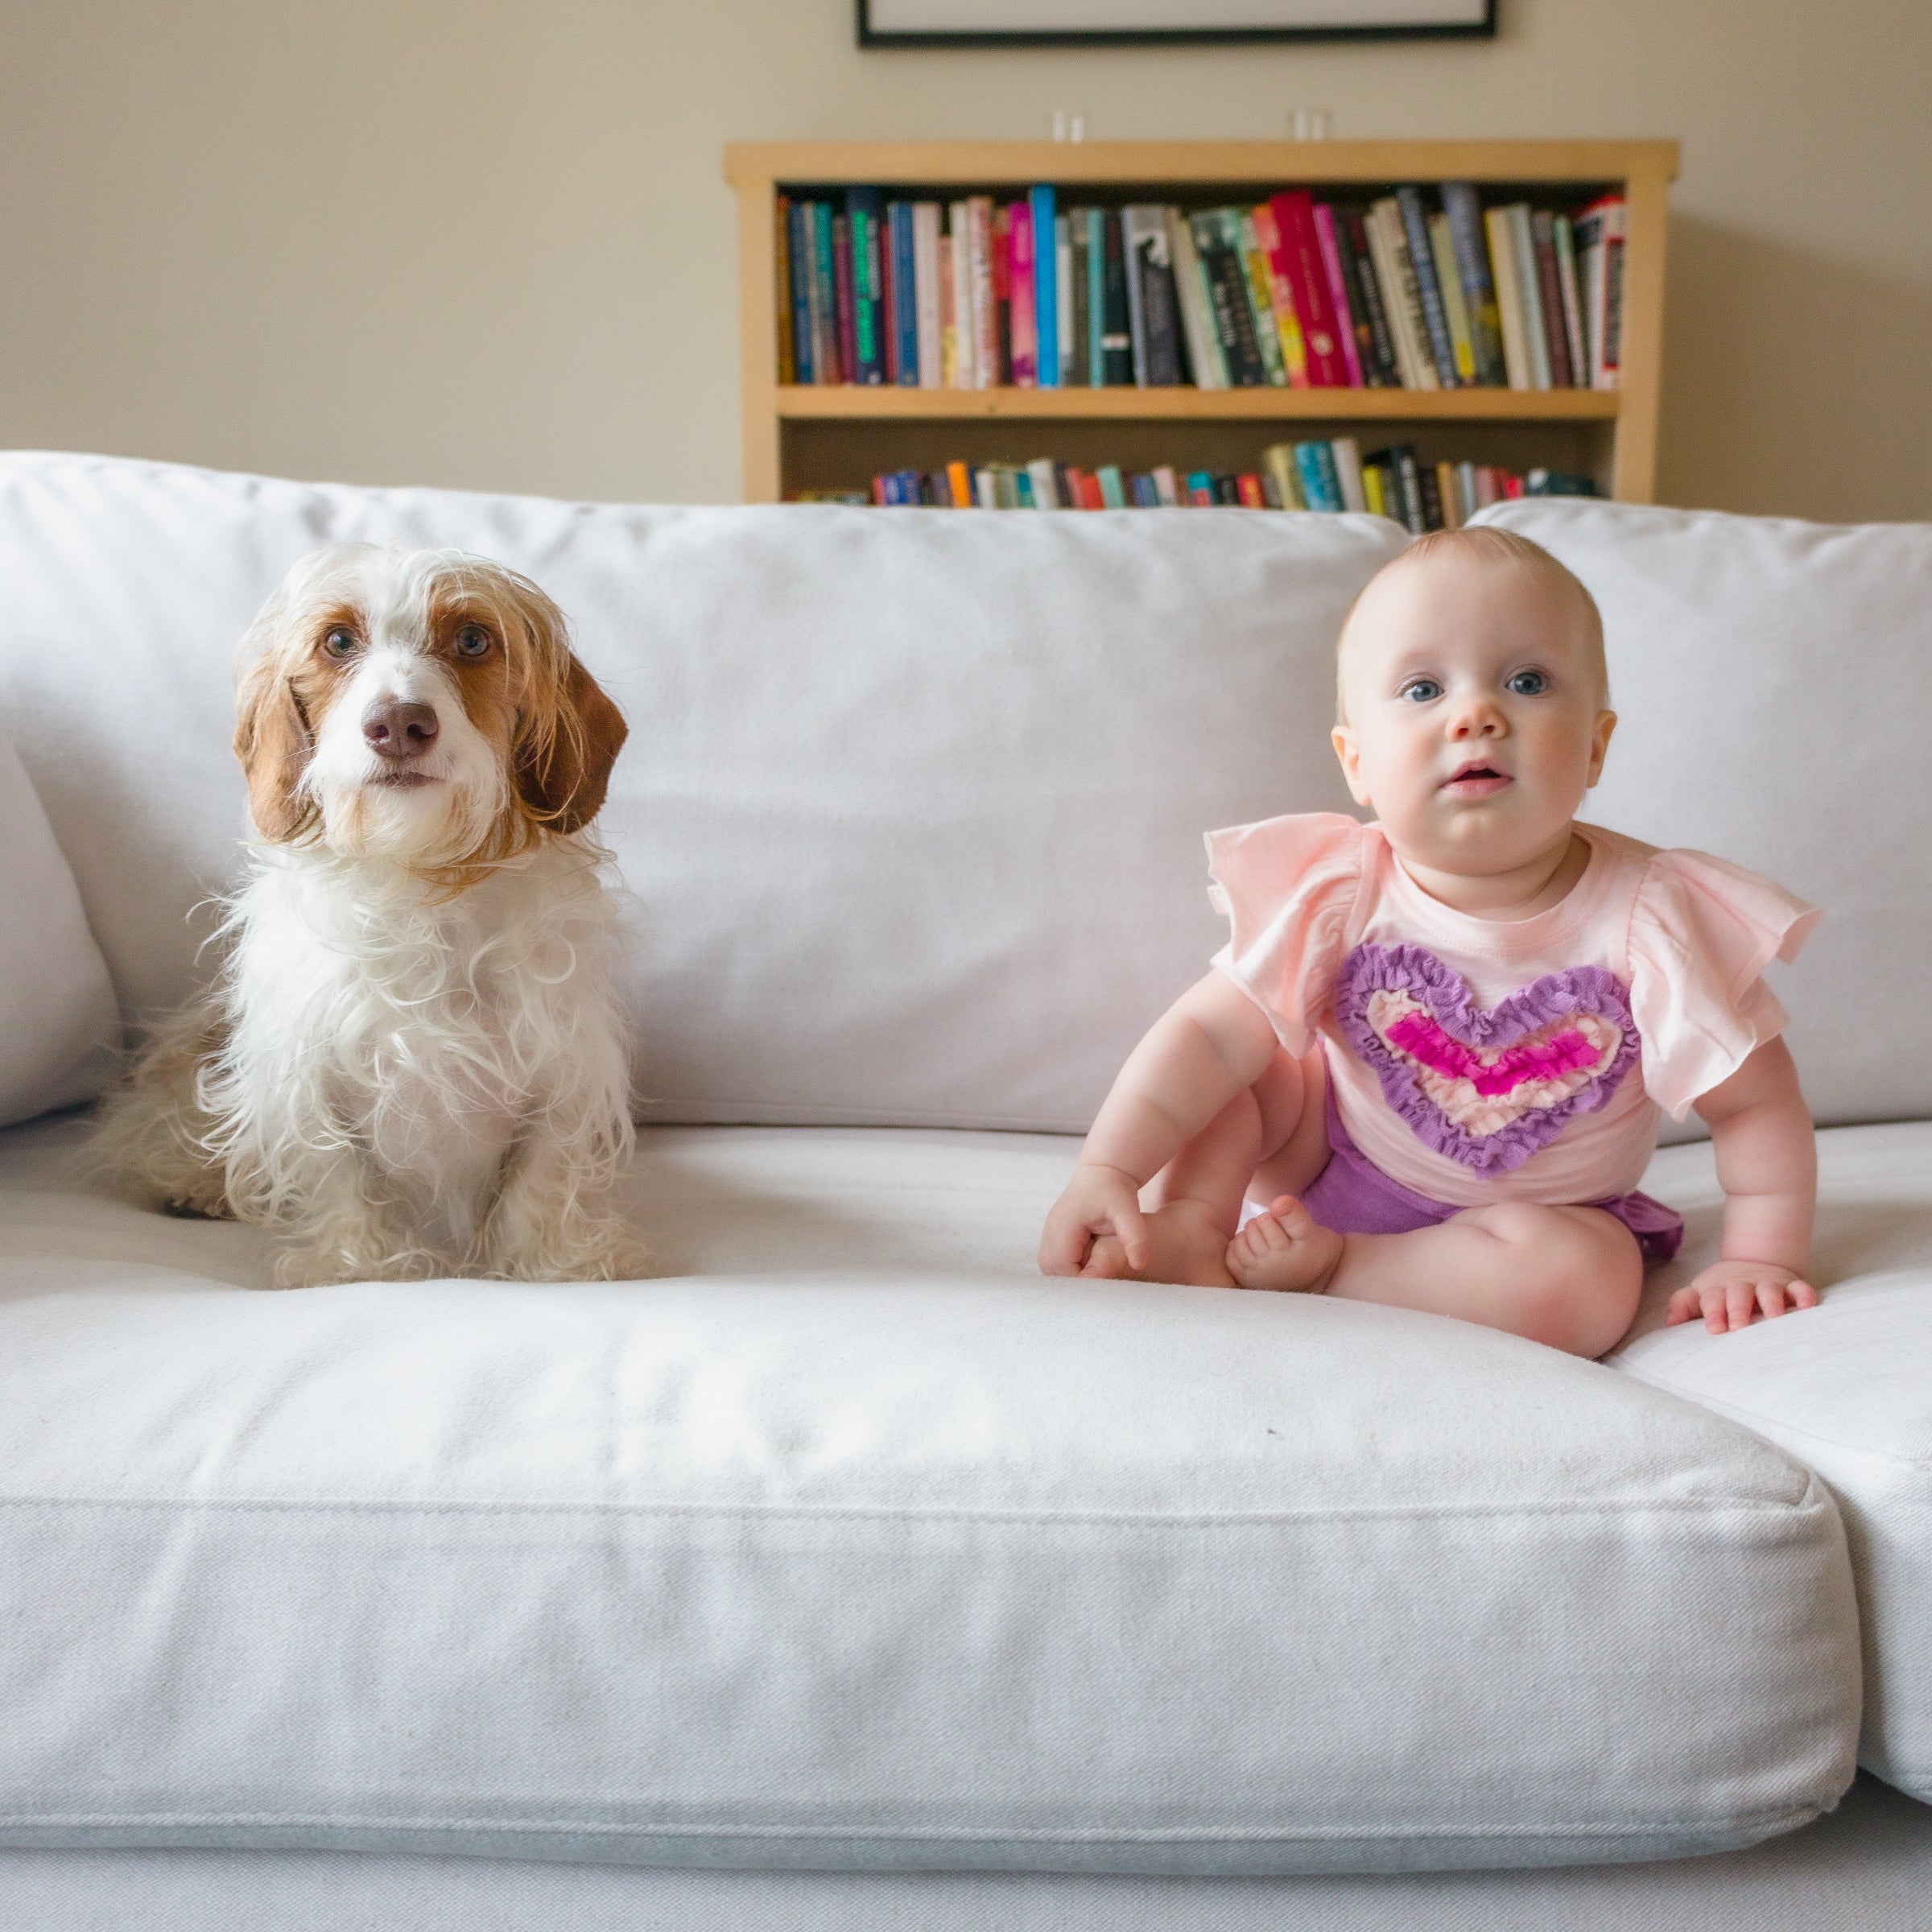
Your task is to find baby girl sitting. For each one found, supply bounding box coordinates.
[1038,526,1821,1359]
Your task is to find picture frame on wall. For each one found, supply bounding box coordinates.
[857,0,1496,47]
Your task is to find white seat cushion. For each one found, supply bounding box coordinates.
[0,1118,1858,1874]
[1612,1121,1932,1803]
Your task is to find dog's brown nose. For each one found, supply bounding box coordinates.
[363,700,440,760]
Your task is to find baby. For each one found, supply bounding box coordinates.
[1038,526,1821,1358]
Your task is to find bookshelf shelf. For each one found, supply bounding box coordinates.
[727,139,1676,508]
[774,386,1623,423]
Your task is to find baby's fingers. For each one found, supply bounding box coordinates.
[1725,1278,1759,1333]
[1665,1286,1703,1327]
[1112,1199,1150,1274]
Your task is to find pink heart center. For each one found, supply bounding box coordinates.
[1382,1010,1605,1097]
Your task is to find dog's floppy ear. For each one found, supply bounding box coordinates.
[516,652,628,835]
[233,650,316,844]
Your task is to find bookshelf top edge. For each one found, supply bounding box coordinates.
[724,138,1680,189]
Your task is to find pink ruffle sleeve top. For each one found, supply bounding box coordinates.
[1207,814,1819,1210]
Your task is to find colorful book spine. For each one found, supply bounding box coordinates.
[1236,211,1290,387]
[1265,190,1349,386]
[991,204,1012,383]
[889,200,919,383]
[832,212,859,383]
[1192,210,1263,386]
[1574,193,1625,389]
[1008,200,1038,386]
[1248,202,1308,387]
[774,195,796,384]
[1030,185,1058,387]
[1084,208,1107,384]
[1440,182,1507,386]
[845,188,886,384]
[1310,204,1364,387]
[813,203,843,383]
[1396,185,1459,387]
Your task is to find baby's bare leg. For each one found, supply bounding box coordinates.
[1084,1046,1311,1286]
[1232,1195,1644,1358]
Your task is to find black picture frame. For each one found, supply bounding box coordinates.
[857,0,1496,48]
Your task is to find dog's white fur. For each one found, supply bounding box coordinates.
[93,544,646,1287]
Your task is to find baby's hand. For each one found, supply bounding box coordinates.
[1038,1162,1149,1278]
[1666,1261,1819,1335]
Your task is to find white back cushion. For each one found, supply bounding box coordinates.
[0,452,1402,1131]
[1472,500,1932,1129]
[0,725,118,1122]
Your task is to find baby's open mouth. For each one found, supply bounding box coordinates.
[1442,762,1513,795]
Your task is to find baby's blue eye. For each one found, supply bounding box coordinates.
[1507,669,1549,696]
[1399,679,1443,703]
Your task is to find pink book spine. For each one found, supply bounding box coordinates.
[1311,203,1364,388]
[1008,201,1038,387]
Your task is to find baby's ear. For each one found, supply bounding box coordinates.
[1331,724,1372,807]
[233,650,315,843]
[1586,709,1617,787]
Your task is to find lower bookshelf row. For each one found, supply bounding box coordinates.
[793,435,1596,530]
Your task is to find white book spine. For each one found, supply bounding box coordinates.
[1552,214,1586,391]
[1330,436,1367,514]
[966,197,997,391]
[1366,201,1427,390]
[1507,204,1551,390]
[947,201,976,390]
[1151,464,1179,507]
[1026,456,1062,509]
[913,202,942,391]
[1166,209,1224,390]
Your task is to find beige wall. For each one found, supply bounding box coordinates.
[2,0,1926,518]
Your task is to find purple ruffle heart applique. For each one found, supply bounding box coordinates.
[1332,943,1641,1174]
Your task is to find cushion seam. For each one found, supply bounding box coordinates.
[1614,1376,1932,1472]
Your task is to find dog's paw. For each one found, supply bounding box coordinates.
[485,1216,653,1283]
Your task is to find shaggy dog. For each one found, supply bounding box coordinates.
[94,544,646,1286]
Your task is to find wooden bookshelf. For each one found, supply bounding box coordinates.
[725,140,1677,506]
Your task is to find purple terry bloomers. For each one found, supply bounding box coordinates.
[1298,1084,1686,1267]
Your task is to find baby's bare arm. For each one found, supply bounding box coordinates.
[1669,1038,1820,1334]
[1038,972,1279,1276]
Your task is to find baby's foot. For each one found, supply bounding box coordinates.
[1225,1195,1344,1294]
[1084,1197,1236,1289]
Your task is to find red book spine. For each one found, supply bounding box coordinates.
[1078,471,1106,510]
[1008,201,1038,387]
[991,204,1013,384]
[1311,204,1364,387]
[1266,191,1349,387]
[1236,473,1266,509]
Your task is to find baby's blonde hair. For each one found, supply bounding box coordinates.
[1335,526,1608,724]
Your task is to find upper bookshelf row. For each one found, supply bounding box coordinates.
[725,142,1676,503]
[773,181,1624,402]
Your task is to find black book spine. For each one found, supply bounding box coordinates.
[1100,213,1133,386]
[1393,445,1429,534]
[1341,209,1402,387]
[1137,232,1183,387]
[1414,458,1446,530]
[1201,237,1266,386]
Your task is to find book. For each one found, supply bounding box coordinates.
[1082,208,1107,385]
[1100,209,1133,386]
[1026,456,1062,507]
[1435,460,1463,527]
[1191,209,1265,386]
[1121,206,1182,387]
[786,200,814,384]
[1338,208,1399,386]
[1530,208,1572,388]
[1065,213,1089,386]
[947,201,976,389]
[1573,193,1625,390]
[1151,464,1180,506]
[1292,440,1344,512]
[1265,190,1349,386]
[1166,211,1226,390]
[912,201,942,390]
[1311,204,1364,387]
[1236,473,1266,509]
[1366,199,1435,390]
[832,211,858,383]
[1236,212,1290,386]
[1484,205,1528,390]
[1426,211,1477,386]
[1439,183,1507,386]
[1415,458,1446,531]
[1030,185,1058,387]
[1397,185,1459,388]
[991,204,1013,383]
[1503,204,1551,389]
[809,201,839,383]
[937,232,958,387]
[966,197,997,390]
[1331,435,1367,512]
[846,188,886,384]
[945,459,972,508]
[889,200,920,384]
[774,195,797,385]
[1261,443,1306,510]
[1249,201,1308,386]
[1055,214,1074,385]
[1008,200,1038,387]
[1552,213,1587,394]
[1096,464,1127,509]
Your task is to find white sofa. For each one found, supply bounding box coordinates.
[0,450,1926,1930]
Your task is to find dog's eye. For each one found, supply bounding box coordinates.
[455,624,494,660]
[322,626,359,658]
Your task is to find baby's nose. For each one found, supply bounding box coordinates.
[1448,702,1505,737]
